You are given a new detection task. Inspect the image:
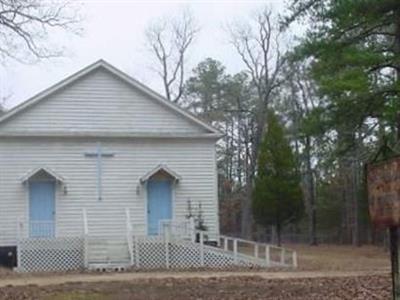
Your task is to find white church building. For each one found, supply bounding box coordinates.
[0,60,296,272]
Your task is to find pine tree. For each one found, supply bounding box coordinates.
[252,111,304,246]
[284,0,400,246]
[286,0,400,145]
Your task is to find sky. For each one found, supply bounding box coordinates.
[0,0,287,109]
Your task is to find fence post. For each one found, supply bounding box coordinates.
[134,235,140,268]
[281,248,285,265]
[16,218,22,271]
[292,251,298,268]
[265,245,270,266]
[125,208,132,233]
[254,243,259,259]
[199,231,204,267]
[16,217,21,240]
[125,208,134,265]
[233,239,238,264]
[223,237,228,251]
[189,217,195,242]
[165,225,170,269]
[82,208,89,269]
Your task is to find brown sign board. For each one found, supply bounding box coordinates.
[367,156,400,227]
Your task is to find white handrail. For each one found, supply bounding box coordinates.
[159,221,297,268]
[82,208,89,268]
[189,217,196,242]
[16,217,22,270]
[134,235,140,267]
[125,208,134,265]
[199,231,204,266]
[82,208,88,235]
[219,235,296,253]
[16,217,22,240]
[159,219,193,240]
[218,234,297,268]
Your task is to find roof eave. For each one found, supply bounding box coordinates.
[0,131,222,139]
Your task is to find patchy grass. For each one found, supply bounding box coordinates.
[289,244,389,271]
[238,243,389,272]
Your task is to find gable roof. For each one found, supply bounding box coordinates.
[140,164,181,183]
[21,167,65,184]
[0,59,221,137]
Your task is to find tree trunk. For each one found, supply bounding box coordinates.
[305,135,317,246]
[389,10,400,298]
[228,120,234,181]
[240,115,257,239]
[241,181,253,238]
[340,186,348,244]
[270,225,276,244]
[351,159,360,246]
[236,97,243,186]
[241,101,268,239]
[276,221,282,247]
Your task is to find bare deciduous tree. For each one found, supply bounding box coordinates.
[145,11,199,103]
[281,60,319,246]
[228,8,286,238]
[0,0,81,63]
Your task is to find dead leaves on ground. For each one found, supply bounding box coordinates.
[0,275,391,300]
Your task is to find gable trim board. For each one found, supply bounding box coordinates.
[21,167,65,184]
[140,164,181,183]
[0,60,222,138]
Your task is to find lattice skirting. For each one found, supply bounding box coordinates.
[133,237,259,270]
[134,236,165,268]
[17,236,84,272]
[16,235,266,272]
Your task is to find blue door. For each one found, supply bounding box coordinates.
[29,181,55,238]
[147,180,172,235]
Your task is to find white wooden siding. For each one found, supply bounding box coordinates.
[0,69,206,134]
[0,138,218,246]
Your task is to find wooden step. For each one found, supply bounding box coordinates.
[87,236,131,265]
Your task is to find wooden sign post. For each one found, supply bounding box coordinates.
[367,156,400,299]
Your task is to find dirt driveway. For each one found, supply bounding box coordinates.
[0,269,388,288]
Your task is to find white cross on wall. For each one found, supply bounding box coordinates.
[84,142,115,201]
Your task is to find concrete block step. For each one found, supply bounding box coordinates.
[88,262,131,271]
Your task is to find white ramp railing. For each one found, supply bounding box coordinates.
[159,218,195,241]
[155,221,298,269]
[219,235,297,268]
[16,208,298,272]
